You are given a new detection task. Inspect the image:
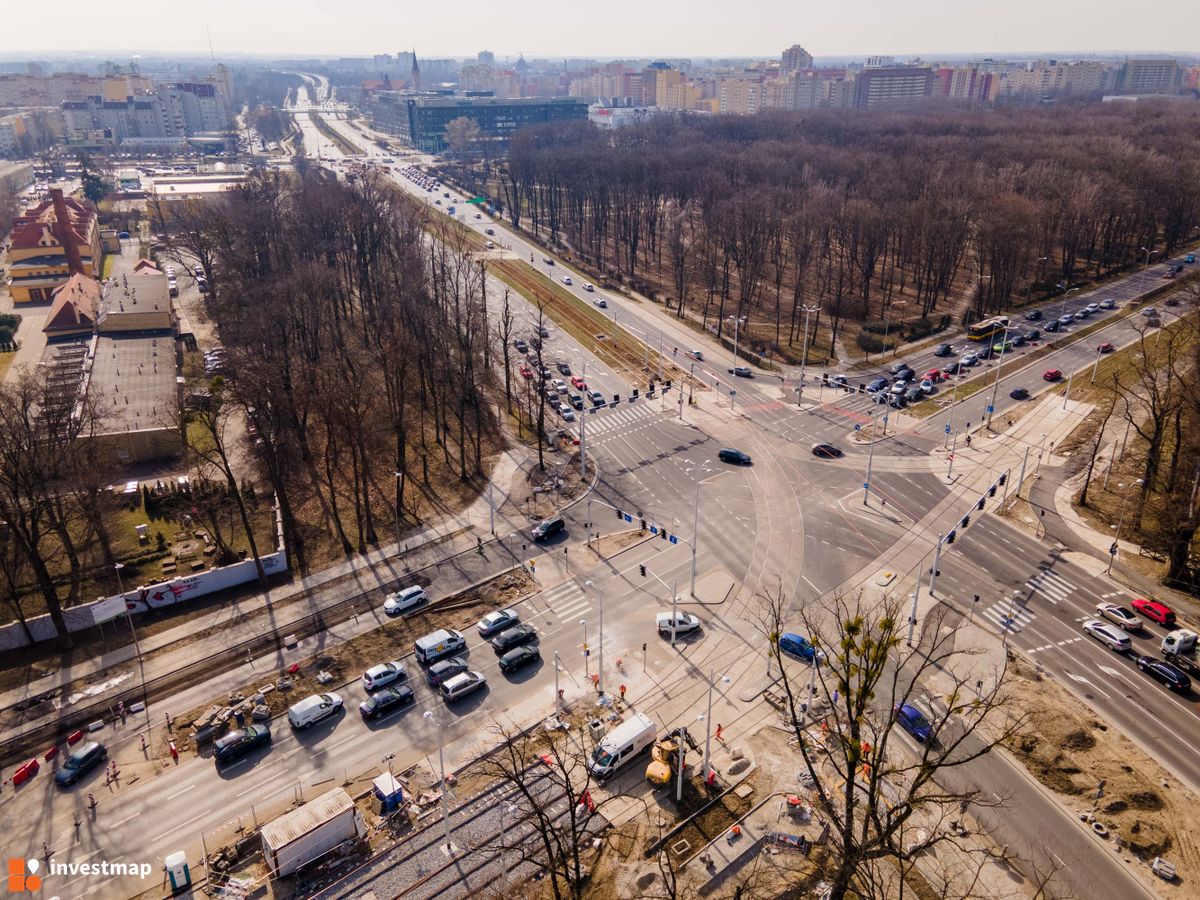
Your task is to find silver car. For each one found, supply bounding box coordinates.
[1082,619,1131,651]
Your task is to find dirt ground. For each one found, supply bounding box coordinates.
[1005,656,1200,893]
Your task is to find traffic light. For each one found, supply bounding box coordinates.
[947,530,957,544]
[988,485,997,497]
[998,473,1007,486]
[640,517,647,531]
[661,528,668,540]
[977,497,985,511]
[613,393,619,404]
[665,380,672,390]
[616,508,623,520]
[961,515,970,528]
[639,564,647,577]
[632,388,639,400]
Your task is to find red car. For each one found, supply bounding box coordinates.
[1131,597,1176,626]
[519,364,533,379]
[1098,342,1115,354]
[570,375,587,390]
[923,368,942,382]
[1043,369,1063,382]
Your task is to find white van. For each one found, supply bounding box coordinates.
[588,712,656,779]
[287,693,343,729]
[414,628,466,664]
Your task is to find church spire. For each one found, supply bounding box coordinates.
[410,47,420,91]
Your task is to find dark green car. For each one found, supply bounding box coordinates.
[214,725,271,765]
[499,645,542,673]
[718,448,752,465]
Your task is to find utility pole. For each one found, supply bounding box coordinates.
[946,427,959,481]
[985,319,1010,429]
[864,402,880,505]
[578,360,588,480]
[796,304,818,408]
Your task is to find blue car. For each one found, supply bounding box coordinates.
[895,703,933,743]
[778,632,824,664]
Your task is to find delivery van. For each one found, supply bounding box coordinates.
[588,712,656,779]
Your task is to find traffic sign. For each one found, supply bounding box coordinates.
[650,525,659,535]
[945,424,951,434]
[986,404,995,414]
[623,513,633,523]
[730,389,737,397]
[669,535,679,544]
[863,482,869,490]
[854,423,862,431]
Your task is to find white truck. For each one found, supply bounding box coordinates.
[656,612,701,636]
[1161,629,1200,676]
[260,788,364,876]
[588,712,656,780]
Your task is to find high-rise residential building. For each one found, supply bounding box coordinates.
[478,50,495,68]
[1120,58,1179,94]
[865,56,896,69]
[60,82,226,144]
[718,76,766,115]
[853,66,933,109]
[781,44,814,72]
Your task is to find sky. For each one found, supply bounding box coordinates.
[4,0,1194,60]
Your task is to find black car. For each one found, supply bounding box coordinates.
[888,394,906,409]
[491,623,538,653]
[1044,320,1061,333]
[892,367,915,382]
[359,685,415,719]
[557,361,572,375]
[729,366,753,378]
[1165,297,1180,307]
[718,447,752,465]
[1024,309,1043,321]
[1009,387,1030,400]
[426,656,468,687]
[811,443,843,458]
[55,741,107,786]
[514,339,528,353]
[976,346,994,361]
[866,377,889,393]
[904,386,924,402]
[213,725,271,765]
[532,515,565,542]
[933,343,954,357]
[1136,656,1190,692]
[1026,329,1041,341]
[889,361,910,376]
[499,645,542,673]
[1011,334,1027,347]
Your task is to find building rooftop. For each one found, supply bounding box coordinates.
[87,333,177,435]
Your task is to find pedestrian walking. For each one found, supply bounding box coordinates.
[715,723,725,743]
[619,684,627,701]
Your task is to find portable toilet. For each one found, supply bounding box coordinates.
[372,772,405,814]
[164,851,190,893]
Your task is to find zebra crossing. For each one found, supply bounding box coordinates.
[523,580,591,623]
[978,600,1035,633]
[578,403,656,437]
[1025,569,1076,605]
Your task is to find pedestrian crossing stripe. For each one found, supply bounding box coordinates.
[979,602,1035,632]
[527,581,591,620]
[579,406,654,436]
[1025,569,1075,605]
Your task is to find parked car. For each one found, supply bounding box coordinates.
[904,385,924,402]
[894,703,933,743]
[359,685,415,719]
[889,361,910,376]
[718,447,752,465]
[383,585,427,615]
[942,362,962,376]
[425,656,468,687]
[1009,387,1030,400]
[55,741,107,786]
[1082,619,1132,652]
[491,624,538,653]
[778,632,825,663]
[287,693,343,729]
[362,662,407,691]
[440,670,487,702]
[1026,329,1041,341]
[556,361,572,375]
[923,369,942,382]
[519,364,533,379]
[558,404,576,422]
[1136,656,1191,693]
[1131,597,1176,626]
[499,645,541,673]
[214,725,271,764]
[1095,603,1142,631]
[478,608,520,637]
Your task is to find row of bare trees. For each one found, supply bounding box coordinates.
[496,102,1200,355]
[156,168,499,571]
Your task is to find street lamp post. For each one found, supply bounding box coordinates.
[423,711,452,854]
[1034,433,1049,478]
[795,305,819,408]
[864,401,880,505]
[1108,479,1142,575]
[115,563,150,726]
[1062,367,1074,410]
[554,650,563,717]
[1090,343,1104,383]
[394,471,403,552]
[946,427,959,481]
[727,315,747,366]
[1139,247,1157,296]
[942,366,963,450]
[1058,286,1080,324]
[985,319,1010,429]
[589,580,605,696]
[581,619,589,677]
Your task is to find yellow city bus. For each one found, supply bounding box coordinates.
[966,316,1010,342]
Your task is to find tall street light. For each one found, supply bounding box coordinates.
[698,670,731,784]
[423,710,452,854]
[1058,285,1080,324]
[727,315,747,366]
[795,304,819,408]
[985,317,1010,430]
[1138,247,1157,297]
[1108,479,1143,575]
[688,464,727,596]
[115,563,149,726]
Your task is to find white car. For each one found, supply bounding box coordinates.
[1095,603,1142,631]
[362,661,407,691]
[383,585,427,615]
[441,671,487,702]
[478,608,519,637]
[582,282,595,292]
[1082,619,1132,651]
[559,404,576,422]
[593,297,607,309]
[551,378,568,393]
[656,612,701,635]
[919,379,935,394]
[561,276,573,285]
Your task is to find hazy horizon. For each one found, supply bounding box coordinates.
[3,0,1195,60]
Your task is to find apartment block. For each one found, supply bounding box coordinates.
[853,66,933,109]
[781,44,814,72]
[7,188,102,304]
[1120,58,1179,94]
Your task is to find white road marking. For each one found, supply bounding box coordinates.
[236,770,289,798]
[154,810,208,840]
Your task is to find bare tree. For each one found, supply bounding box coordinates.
[757,586,1024,900]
